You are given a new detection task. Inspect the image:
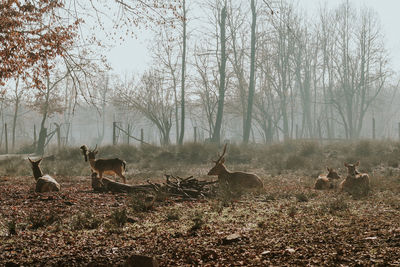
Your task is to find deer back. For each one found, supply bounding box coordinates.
[340,173,370,195]
[221,171,264,190]
[314,175,332,190]
[93,158,126,173]
[35,175,61,193]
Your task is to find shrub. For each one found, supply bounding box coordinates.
[129,192,154,212]
[286,154,306,170]
[29,210,60,230]
[287,206,297,218]
[7,219,17,236]
[354,140,372,158]
[189,211,205,233]
[110,208,128,228]
[321,197,349,214]
[299,141,320,157]
[177,143,216,164]
[166,209,180,221]
[70,210,102,230]
[295,192,309,202]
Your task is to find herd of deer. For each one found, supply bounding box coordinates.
[27,144,370,196]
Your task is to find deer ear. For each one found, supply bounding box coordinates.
[28,157,33,163]
[95,150,98,155]
[326,166,330,172]
[355,161,359,166]
[37,158,42,164]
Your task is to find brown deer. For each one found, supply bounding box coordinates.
[314,167,340,190]
[340,161,370,196]
[28,158,60,193]
[80,145,127,184]
[207,144,264,192]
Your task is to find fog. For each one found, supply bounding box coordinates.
[1,0,400,154]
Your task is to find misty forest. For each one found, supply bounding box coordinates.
[0,0,399,266]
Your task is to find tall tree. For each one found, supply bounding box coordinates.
[178,0,187,145]
[243,0,257,143]
[211,4,228,144]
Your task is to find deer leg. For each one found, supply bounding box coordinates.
[116,171,126,184]
[98,172,104,186]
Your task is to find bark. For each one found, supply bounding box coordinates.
[178,0,187,145]
[243,0,257,144]
[212,5,227,144]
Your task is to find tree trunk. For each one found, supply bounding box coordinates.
[212,5,227,144]
[243,0,257,144]
[36,114,47,155]
[178,0,187,146]
[12,96,19,152]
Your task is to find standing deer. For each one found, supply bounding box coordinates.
[80,145,127,184]
[28,158,60,193]
[207,144,264,192]
[314,167,340,190]
[340,161,370,196]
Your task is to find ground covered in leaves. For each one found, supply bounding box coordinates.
[1,167,400,266]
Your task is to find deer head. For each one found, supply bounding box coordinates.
[326,167,340,180]
[208,144,227,176]
[80,144,98,162]
[344,161,360,176]
[28,157,43,180]
[87,144,99,161]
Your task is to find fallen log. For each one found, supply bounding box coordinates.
[91,172,154,193]
[90,172,218,199]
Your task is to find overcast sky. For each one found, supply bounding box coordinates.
[105,0,400,75]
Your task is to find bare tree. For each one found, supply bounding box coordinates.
[243,0,257,144]
[211,3,228,144]
[117,70,174,146]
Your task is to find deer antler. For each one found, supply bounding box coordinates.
[216,143,227,163]
[93,144,98,152]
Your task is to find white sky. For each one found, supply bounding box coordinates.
[105,0,400,75]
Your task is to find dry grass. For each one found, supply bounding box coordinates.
[0,140,400,265]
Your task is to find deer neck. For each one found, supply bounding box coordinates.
[218,164,231,178]
[32,167,43,180]
[89,159,96,169]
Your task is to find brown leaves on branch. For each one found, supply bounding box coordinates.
[0,0,79,88]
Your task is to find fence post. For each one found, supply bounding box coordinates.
[127,124,130,145]
[33,124,37,150]
[56,126,61,150]
[398,122,400,140]
[194,126,197,143]
[112,122,116,145]
[372,118,376,140]
[317,120,322,142]
[140,128,144,145]
[4,123,8,154]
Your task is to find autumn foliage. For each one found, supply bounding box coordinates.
[0,0,78,87]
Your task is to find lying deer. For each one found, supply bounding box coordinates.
[28,158,60,193]
[80,145,127,184]
[340,161,370,196]
[207,144,264,192]
[314,167,340,190]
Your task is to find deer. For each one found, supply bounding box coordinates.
[207,144,264,192]
[80,145,127,184]
[340,161,370,196]
[314,167,341,190]
[28,158,60,193]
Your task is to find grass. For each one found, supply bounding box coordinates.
[0,163,399,266]
[5,140,400,180]
[1,140,400,265]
